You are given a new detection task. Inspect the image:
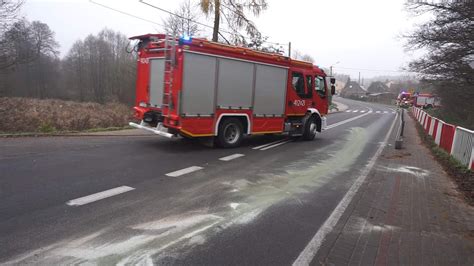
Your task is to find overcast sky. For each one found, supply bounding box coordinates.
[22,0,424,78]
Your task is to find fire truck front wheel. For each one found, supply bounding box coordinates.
[216,118,244,148]
[302,116,318,141]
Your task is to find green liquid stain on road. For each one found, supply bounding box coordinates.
[8,128,369,265]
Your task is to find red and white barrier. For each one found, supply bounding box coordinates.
[412,107,473,170]
[451,127,474,169]
[435,119,443,145]
[440,123,456,153]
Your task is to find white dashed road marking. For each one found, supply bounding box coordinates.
[219,154,245,161]
[352,110,359,112]
[345,110,351,112]
[383,111,389,114]
[376,111,381,114]
[166,166,203,177]
[66,186,135,206]
[325,110,372,130]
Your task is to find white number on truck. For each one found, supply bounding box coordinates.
[293,100,305,107]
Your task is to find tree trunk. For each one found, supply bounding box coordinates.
[212,0,220,42]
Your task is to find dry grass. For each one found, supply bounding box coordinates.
[0,97,135,133]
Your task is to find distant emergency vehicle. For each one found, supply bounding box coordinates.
[412,93,439,109]
[397,92,412,108]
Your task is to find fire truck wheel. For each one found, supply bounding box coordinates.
[217,118,243,148]
[302,116,317,141]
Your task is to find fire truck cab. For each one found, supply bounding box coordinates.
[129,34,335,148]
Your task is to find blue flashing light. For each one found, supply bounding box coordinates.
[179,34,192,45]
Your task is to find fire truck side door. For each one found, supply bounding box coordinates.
[287,71,311,115]
[314,76,329,114]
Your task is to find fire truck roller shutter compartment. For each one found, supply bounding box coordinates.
[182,52,217,116]
[149,58,165,108]
[217,58,254,109]
[254,64,287,116]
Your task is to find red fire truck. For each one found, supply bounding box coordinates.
[412,93,439,109]
[129,34,335,148]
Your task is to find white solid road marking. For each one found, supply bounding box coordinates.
[66,186,135,206]
[260,139,293,150]
[325,110,372,130]
[219,154,245,161]
[165,166,203,177]
[292,112,399,266]
[253,138,288,150]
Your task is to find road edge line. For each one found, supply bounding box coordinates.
[325,111,371,130]
[292,112,399,266]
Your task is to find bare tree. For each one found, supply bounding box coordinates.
[291,49,314,63]
[199,0,267,42]
[0,19,58,70]
[0,0,24,35]
[246,32,284,54]
[1,18,59,98]
[62,29,136,104]
[163,0,201,37]
[404,0,474,128]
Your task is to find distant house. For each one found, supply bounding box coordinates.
[368,81,389,93]
[367,92,398,105]
[340,79,367,98]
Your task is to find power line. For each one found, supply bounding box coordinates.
[89,0,164,27]
[139,0,286,47]
[333,66,417,74]
[218,3,283,46]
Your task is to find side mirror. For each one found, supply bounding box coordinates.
[330,77,336,84]
[331,85,336,95]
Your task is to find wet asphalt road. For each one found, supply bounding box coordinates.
[0,97,398,265]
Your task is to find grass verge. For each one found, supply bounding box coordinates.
[0,126,134,137]
[411,112,473,205]
[425,108,473,130]
[0,97,137,134]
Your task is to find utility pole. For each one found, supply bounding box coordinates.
[288,42,291,58]
[329,61,339,76]
[358,72,361,84]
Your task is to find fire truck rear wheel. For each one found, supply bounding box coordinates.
[217,118,243,148]
[303,116,317,141]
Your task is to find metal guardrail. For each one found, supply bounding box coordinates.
[451,126,474,167]
[412,107,474,170]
